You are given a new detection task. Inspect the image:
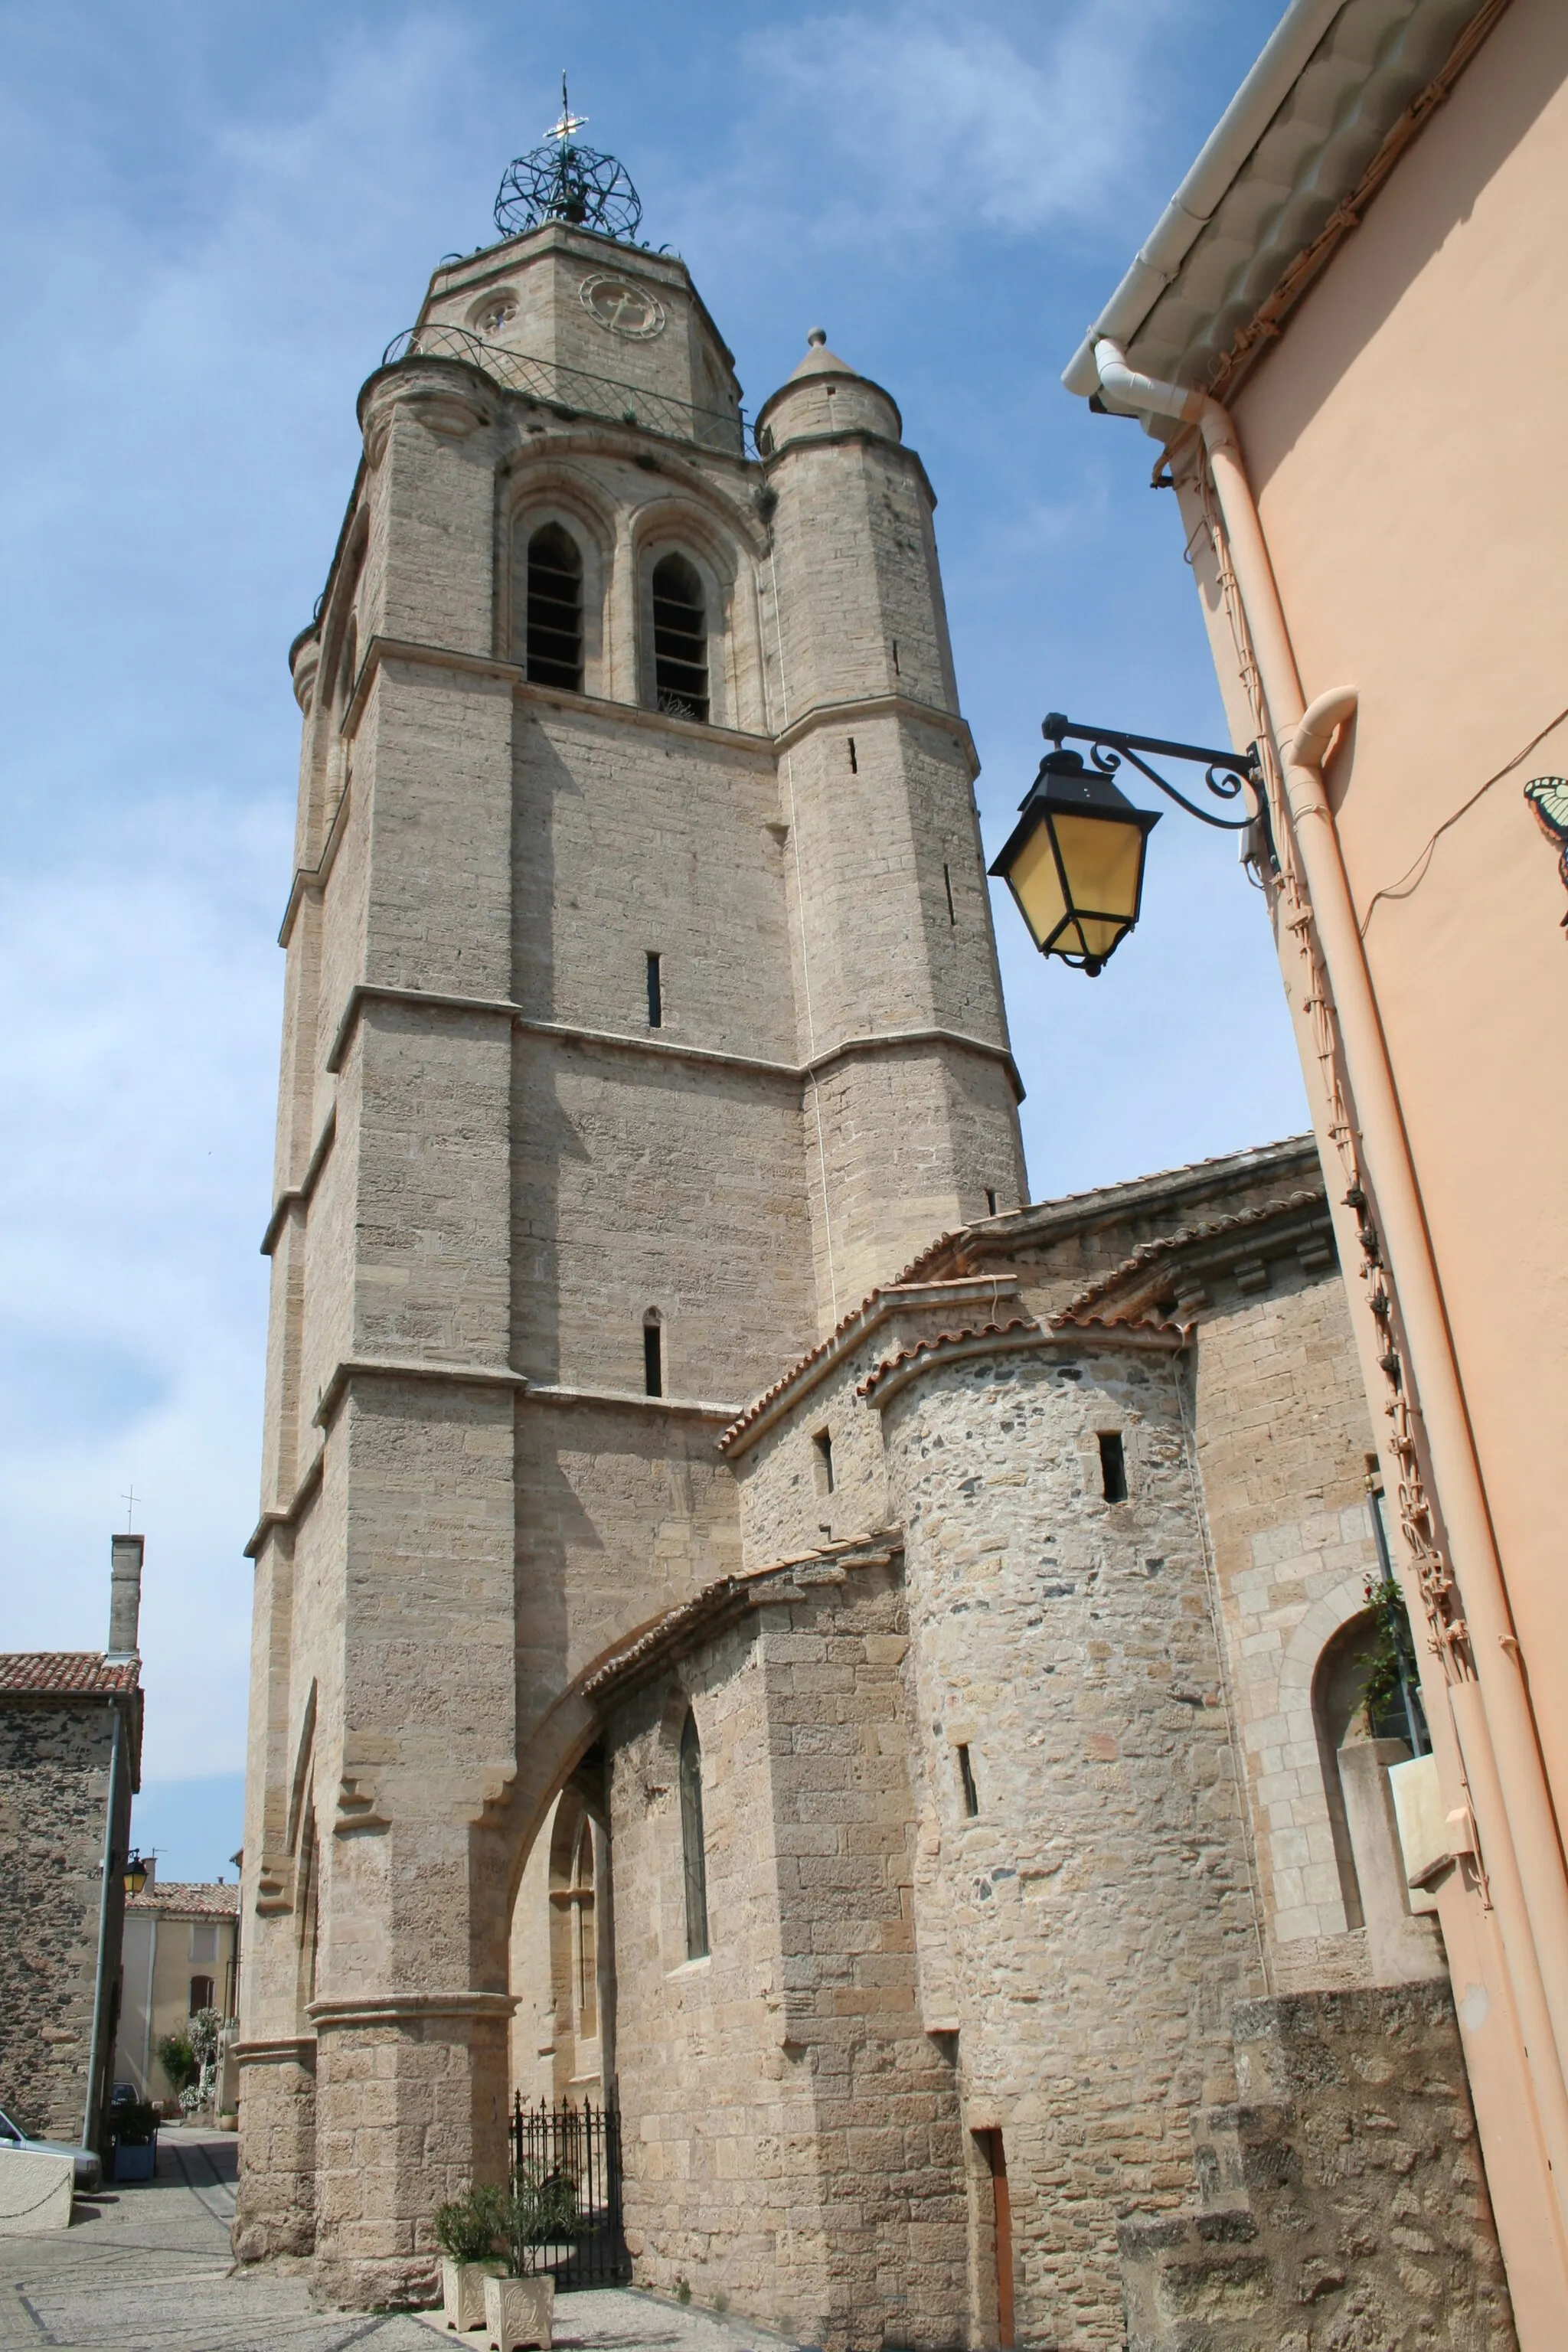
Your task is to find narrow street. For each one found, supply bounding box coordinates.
[0,2133,788,2352]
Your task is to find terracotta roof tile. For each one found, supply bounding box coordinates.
[1048,1188,1324,1328]
[0,1651,141,1697]
[717,1277,1016,1453]
[857,1317,1039,1401]
[127,1881,240,1918]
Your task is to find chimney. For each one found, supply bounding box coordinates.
[108,1533,144,1661]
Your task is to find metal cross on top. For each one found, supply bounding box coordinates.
[547,72,586,146]
[121,1483,139,1531]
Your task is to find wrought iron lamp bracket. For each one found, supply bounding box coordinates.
[1040,712,1261,831]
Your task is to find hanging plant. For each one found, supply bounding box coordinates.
[1357,1573,1421,1736]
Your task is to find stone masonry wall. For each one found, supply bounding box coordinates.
[0,1698,130,2141]
[1119,1984,1516,2350]
[606,1557,968,2351]
[880,1339,1266,2350]
[1187,1262,1387,1975]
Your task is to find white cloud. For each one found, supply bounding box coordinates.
[732,0,1174,246]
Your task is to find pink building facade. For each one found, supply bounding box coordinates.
[1063,1,1568,2337]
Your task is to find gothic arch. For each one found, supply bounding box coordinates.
[307,516,369,838]
[283,1678,318,1870]
[499,459,616,693]
[1269,1566,1378,1939]
[630,501,753,730]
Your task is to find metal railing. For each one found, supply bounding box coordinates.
[508,2095,628,2290]
[381,323,751,458]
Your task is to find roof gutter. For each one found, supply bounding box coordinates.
[1062,0,1348,399]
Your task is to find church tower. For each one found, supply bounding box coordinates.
[234,111,1024,2301]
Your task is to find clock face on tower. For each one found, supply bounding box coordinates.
[580,274,665,340]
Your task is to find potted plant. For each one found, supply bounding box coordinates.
[478,2166,571,2350]
[109,2099,159,2183]
[433,2183,508,2333]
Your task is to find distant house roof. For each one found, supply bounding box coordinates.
[0,1651,141,1697]
[127,1881,240,1919]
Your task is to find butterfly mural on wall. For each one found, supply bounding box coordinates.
[1524,777,1568,930]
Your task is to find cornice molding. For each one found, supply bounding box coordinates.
[773,690,976,776]
[526,1382,740,1422]
[306,1991,518,2027]
[260,1109,338,1257]
[320,980,1024,1102]
[312,1354,526,1431]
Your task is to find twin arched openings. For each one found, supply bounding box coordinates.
[520,524,709,723]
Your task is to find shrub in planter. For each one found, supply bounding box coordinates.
[156,2032,198,2097]
[507,2164,579,2265]
[433,2183,508,2331]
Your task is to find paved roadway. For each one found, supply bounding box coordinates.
[0,2132,792,2352]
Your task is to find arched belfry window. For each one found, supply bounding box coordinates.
[526,524,583,691]
[679,1708,709,1959]
[652,554,708,723]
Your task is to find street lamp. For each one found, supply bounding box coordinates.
[990,713,1263,975]
[122,1852,149,1896]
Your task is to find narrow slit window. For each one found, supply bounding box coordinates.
[847,736,858,774]
[652,554,708,722]
[646,950,662,1028]
[1099,1431,1128,1503]
[813,1429,835,1494]
[985,1189,998,1217]
[957,1743,979,1818]
[525,523,583,691]
[943,862,956,926]
[680,1710,710,1959]
[890,639,900,676]
[644,1315,663,1398]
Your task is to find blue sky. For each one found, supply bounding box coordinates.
[1,0,1306,1876]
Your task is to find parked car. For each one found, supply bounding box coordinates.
[0,2104,101,2191]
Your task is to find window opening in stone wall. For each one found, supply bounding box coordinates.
[643,1314,663,1399]
[891,639,900,676]
[652,554,708,721]
[847,737,858,773]
[813,1429,835,1494]
[679,1710,709,1959]
[526,524,584,691]
[1099,1431,1128,1503]
[985,1190,998,1217]
[645,950,662,1029]
[188,1975,214,2015]
[944,862,956,926]
[570,1815,598,2040]
[957,1743,979,1818]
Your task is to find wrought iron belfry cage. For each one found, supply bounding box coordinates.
[495,77,642,243]
[508,2096,628,2290]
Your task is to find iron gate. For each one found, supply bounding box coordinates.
[508,2096,628,2289]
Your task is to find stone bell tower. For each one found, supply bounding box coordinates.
[234,109,1024,2302]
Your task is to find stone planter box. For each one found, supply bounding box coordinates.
[440,2256,506,2333]
[111,2141,156,2183]
[483,2272,554,2350]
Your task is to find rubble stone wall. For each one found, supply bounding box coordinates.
[0,1700,129,2142]
[881,1338,1265,2350]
